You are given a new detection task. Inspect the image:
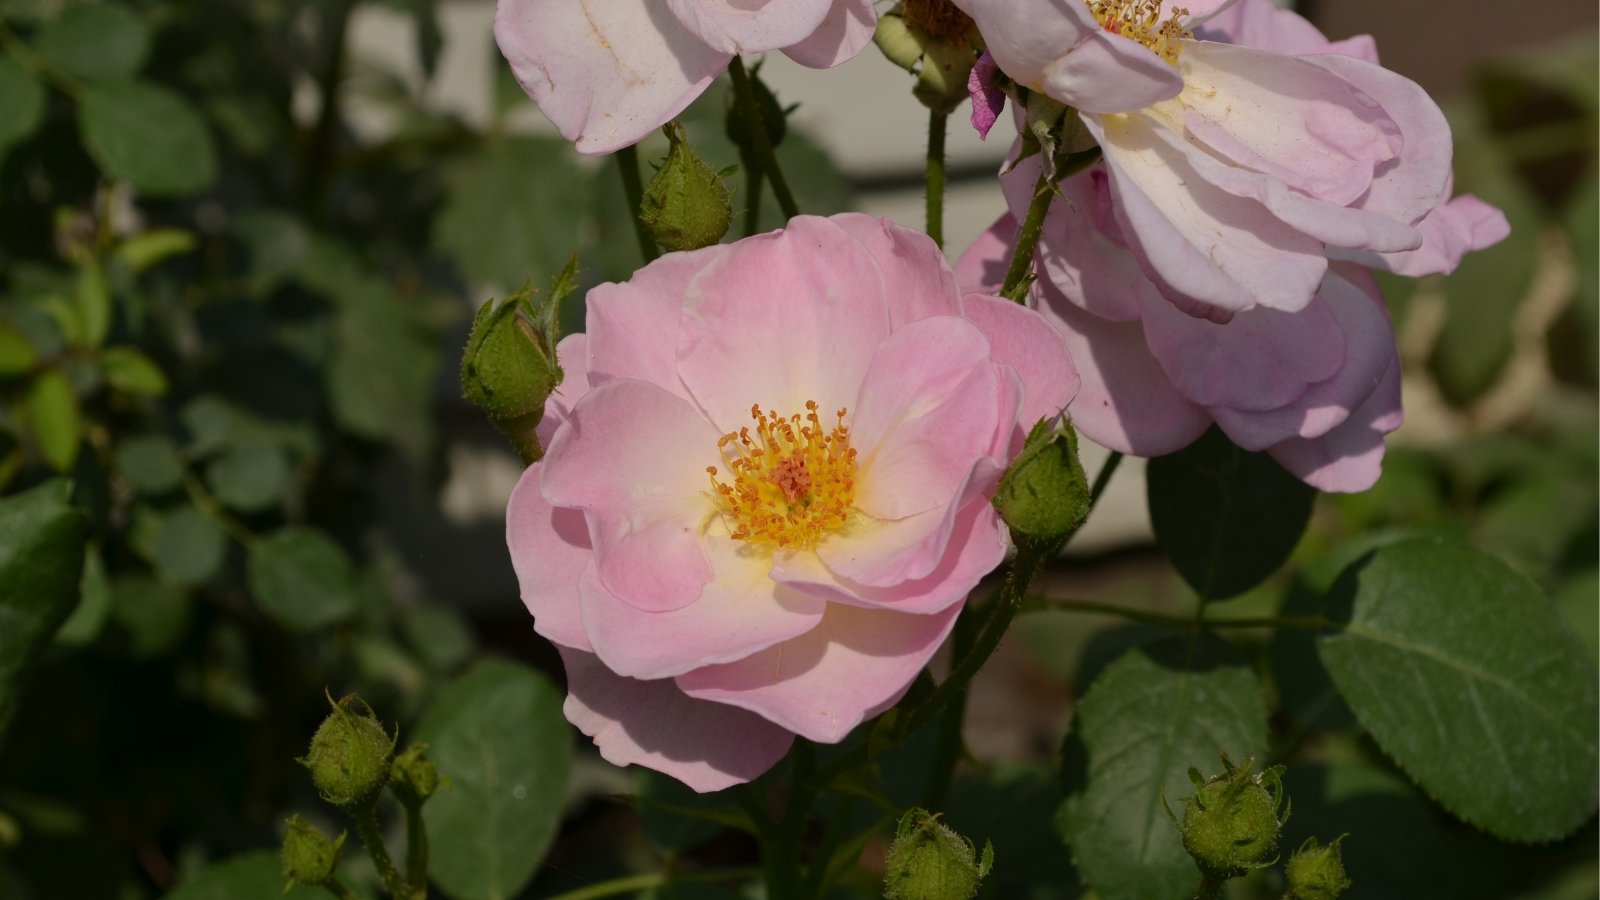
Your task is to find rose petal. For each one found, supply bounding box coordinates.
[961,293,1080,436]
[495,0,728,155]
[953,213,1016,295]
[587,246,727,399]
[542,380,720,612]
[580,542,827,679]
[665,0,832,55]
[782,0,877,68]
[508,464,592,652]
[559,646,793,792]
[676,602,962,743]
[676,216,892,434]
[1268,354,1403,492]
[827,213,964,327]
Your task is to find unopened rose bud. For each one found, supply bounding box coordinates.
[1177,755,1288,877]
[301,693,396,809]
[281,814,344,887]
[461,268,568,463]
[390,744,441,807]
[640,122,733,253]
[882,808,994,900]
[1285,836,1351,900]
[875,1,981,114]
[725,64,788,152]
[993,418,1090,547]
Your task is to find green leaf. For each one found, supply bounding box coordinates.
[0,324,38,377]
[34,3,150,81]
[100,346,169,396]
[0,54,45,161]
[417,658,571,900]
[150,505,226,587]
[75,263,110,348]
[1551,173,1598,388]
[0,480,86,741]
[165,851,324,900]
[1057,635,1268,900]
[25,369,80,473]
[247,529,357,632]
[434,136,589,290]
[636,770,727,853]
[114,228,197,273]
[1317,536,1600,841]
[204,444,291,512]
[327,284,436,460]
[115,434,184,495]
[397,603,475,673]
[108,575,191,659]
[55,546,110,646]
[78,80,217,196]
[1147,427,1316,601]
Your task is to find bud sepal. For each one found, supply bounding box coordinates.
[300,692,397,811]
[882,807,994,900]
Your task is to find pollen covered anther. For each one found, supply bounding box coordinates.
[1085,0,1190,65]
[707,401,859,549]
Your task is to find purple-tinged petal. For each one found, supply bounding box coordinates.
[1268,355,1403,493]
[1039,284,1212,455]
[1137,281,1345,413]
[676,602,962,744]
[1344,192,1510,277]
[494,0,728,155]
[559,647,793,792]
[1085,111,1328,317]
[969,52,1005,139]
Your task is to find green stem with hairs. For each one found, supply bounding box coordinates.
[926,109,948,248]
[616,144,659,263]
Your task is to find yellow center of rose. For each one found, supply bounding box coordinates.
[707,401,858,549]
[1085,0,1190,65]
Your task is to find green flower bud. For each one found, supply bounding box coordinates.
[875,1,981,114]
[993,418,1090,547]
[1176,755,1289,877]
[882,808,994,900]
[390,744,441,807]
[301,693,396,809]
[640,122,733,253]
[1285,836,1351,900]
[461,263,570,464]
[281,814,344,887]
[725,64,788,151]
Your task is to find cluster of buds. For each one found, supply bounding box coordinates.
[875,0,984,113]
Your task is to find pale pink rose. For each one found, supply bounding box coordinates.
[957,196,1402,493]
[952,0,1484,320]
[508,215,1077,790]
[495,0,876,155]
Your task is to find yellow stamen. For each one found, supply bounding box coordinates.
[707,401,858,549]
[1085,0,1190,65]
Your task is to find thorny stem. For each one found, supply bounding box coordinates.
[1088,450,1123,511]
[1002,169,1053,300]
[742,161,765,236]
[317,879,360,900]
[728,58,799,220]
[765,742,815,900]
[1023,595,1335,632]
[350,803,408,900]
[926,109,948,248]
[616,144,659,263]
[401,798,429,897]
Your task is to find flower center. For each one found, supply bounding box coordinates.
[707,401,858,549]
[901,0,976,40]
[1085,0,1190,65]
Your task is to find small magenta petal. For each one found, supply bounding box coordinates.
[969,52,1005,139]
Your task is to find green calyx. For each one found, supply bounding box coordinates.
[874,1,983,114]
[1175,754,1290,878]
[280,813,345,887]
[1285,835,1352,900]
[993,418,1090,547]
[461,261,571,463]
[301,693,397,810]
[640,121,732,253]
[882,808,995,900]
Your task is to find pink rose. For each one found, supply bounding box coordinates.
[508,215,1077,790]
[957,202,1400,492]
[952,0,1481,320]
[495,0,877,155]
